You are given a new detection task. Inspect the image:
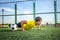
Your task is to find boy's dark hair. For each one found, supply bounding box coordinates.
[35,17,42,22]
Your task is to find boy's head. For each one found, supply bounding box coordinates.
[35,17,42,25]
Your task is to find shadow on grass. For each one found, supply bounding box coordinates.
[0,30,22,32]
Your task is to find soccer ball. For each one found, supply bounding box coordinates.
[10,24,17,31]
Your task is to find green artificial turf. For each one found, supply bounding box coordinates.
[0,27,60,40]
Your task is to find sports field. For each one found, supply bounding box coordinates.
[0,27,60,40]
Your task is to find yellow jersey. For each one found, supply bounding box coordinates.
[23,20,35,30]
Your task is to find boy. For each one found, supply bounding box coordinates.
[12,16,42,31]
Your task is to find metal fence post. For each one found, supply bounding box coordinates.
[54,0,57,27]
[15,3,17,24]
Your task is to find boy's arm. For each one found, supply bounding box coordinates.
[38,21,42,30]
[21,23,25,31]
[21,20,27,31]
[37,25,41,30]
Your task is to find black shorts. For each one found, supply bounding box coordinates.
[16,22,21,28]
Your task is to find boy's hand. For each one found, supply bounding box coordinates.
[38,28,41,30]
[22,29,26,31]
